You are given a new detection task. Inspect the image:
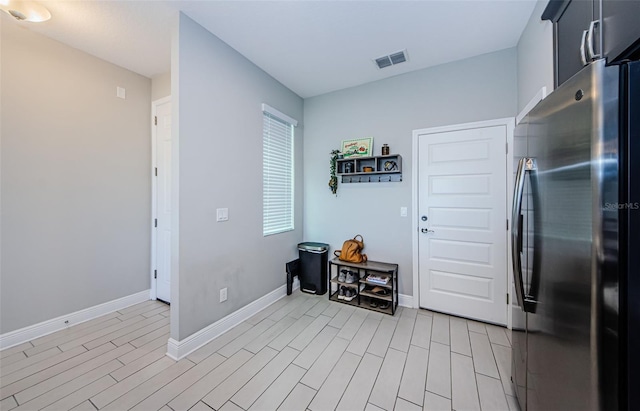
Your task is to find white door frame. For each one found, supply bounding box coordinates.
[151,96,172,301]
[411,117,515,328]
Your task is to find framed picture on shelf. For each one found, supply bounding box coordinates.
[341,137,373,158]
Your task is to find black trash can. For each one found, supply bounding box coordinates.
[297,242,329,295]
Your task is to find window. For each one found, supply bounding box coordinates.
[262,104,297,236]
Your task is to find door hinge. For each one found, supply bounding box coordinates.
[154,219,157,228]
[507,293,510,304]
[154,116,157,126]
[154,270,157,279]
[155,167,157,177]
[506,142,508,154]
[506,219,509,231]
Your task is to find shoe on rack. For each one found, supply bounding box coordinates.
[338,286,346,300]
[379,301,390,310]
[369,298,378,308]
[344,287,357,301]
[338,269,347,283]
[345,270,358,284]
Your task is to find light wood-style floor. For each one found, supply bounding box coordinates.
[0,291,520,411]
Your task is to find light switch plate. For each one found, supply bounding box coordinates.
[400,207,408,217]
[116,86,126,99]
[216,208,229,222]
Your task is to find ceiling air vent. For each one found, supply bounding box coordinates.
[374,49,408,69]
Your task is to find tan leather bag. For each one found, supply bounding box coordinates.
[334,235,368,263]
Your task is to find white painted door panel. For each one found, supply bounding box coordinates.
[156,100,172,303]
[418,125,507,325]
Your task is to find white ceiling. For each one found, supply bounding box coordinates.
[7,0,538,98]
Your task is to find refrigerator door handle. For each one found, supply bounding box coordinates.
[511,158,537,310]
[580,29,589,66]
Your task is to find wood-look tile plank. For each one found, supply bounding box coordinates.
[129,353,226,411]
[41,375,116,411]
[451,352,480,411]
[289,297,320,319]
[368,348,407,411]
[141,306,169,318]
[278,383,316,411]
[0,395,18,411]
[449,317,471,356]
[246,297,290,325]
[109,346,167,382]
[268,295,307,321]
[425,342,451,399]
[219,401,244,411]
[117,304,162,322]
[189,401,215,411]
[423,391,452,411]
[292,325,338,370]
[469,331,500,378]
[13,360,121,411]
[101,359,194,411]
[268,315,314,351]
[299,337,349,390]
[1,342,33,358]
[410,314,432,350]
[201,347,278,410]
[1,346,87,388]
[58,315,147,352]
[507,394,521,411]
[0,346,62,377]
[365,403,385,411]
[0,352,26,367]
[389,313,417,353]
[248,364,306,411]
[244,316,296,354]
[486,324,511,347]
[305,299,330,318]
[417,309,434,316]
[11,344,132,404]
[346,316,381,357]
[231,347,299,409]
[83,315,168,350]
[308,351,360,411]
[328,305,356,329]
[367,316,398,358]
[398,345,429,406]
[336,309,368,341]
[186,322,252,364]
[108,316,170,347]
[431,313,450,346]
[128,324,170,348]
[336,353,383,411]
[117,332,169,364]
[467,320,487,334]
[492,342,515,396]
[477,374,509,411]
[218,318,275,357]
[168,350,253,411]
[28,313,119,348]
[395,397,422,411]
[321,301,341,318]
[69,400,98,411]
[401,307,418,320]
[116,300,158,316]
[288,315,331,351]
[91,356,175,409]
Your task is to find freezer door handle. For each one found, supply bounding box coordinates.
[511,157,537,310]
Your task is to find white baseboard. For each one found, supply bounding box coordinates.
[399,293,414,308]
[0,290,150,350]
[167,279,299,361]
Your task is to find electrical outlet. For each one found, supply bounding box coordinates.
[116,86,126,99]
[220,287,228,302]
[400,207,408,217]
[216,208,229,222]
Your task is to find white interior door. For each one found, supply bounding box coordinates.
[418,124,508,325]
[154,99,172,303]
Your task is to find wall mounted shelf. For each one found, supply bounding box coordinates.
[336,154,402,183]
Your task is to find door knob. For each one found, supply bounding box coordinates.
[421,228,435,234]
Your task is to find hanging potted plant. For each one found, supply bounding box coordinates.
[329,149,340,195]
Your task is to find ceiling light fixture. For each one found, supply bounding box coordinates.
[0,0,51,22]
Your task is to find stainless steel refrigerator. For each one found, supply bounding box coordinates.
[511,58,639,411]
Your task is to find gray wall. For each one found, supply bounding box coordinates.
[1,17,151,333]
[517,0,554,112]
[174,14,304,341]
[303,48,517,296]
[152,72,171,101]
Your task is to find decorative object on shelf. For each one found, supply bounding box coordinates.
[341,137,373,158]
[334,234,367,263]
[383,160,398,171]
[382,144,390,155]
[363,166,374,172]
[329,149,340,195]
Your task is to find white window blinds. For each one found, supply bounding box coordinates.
[263,105,296,236]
